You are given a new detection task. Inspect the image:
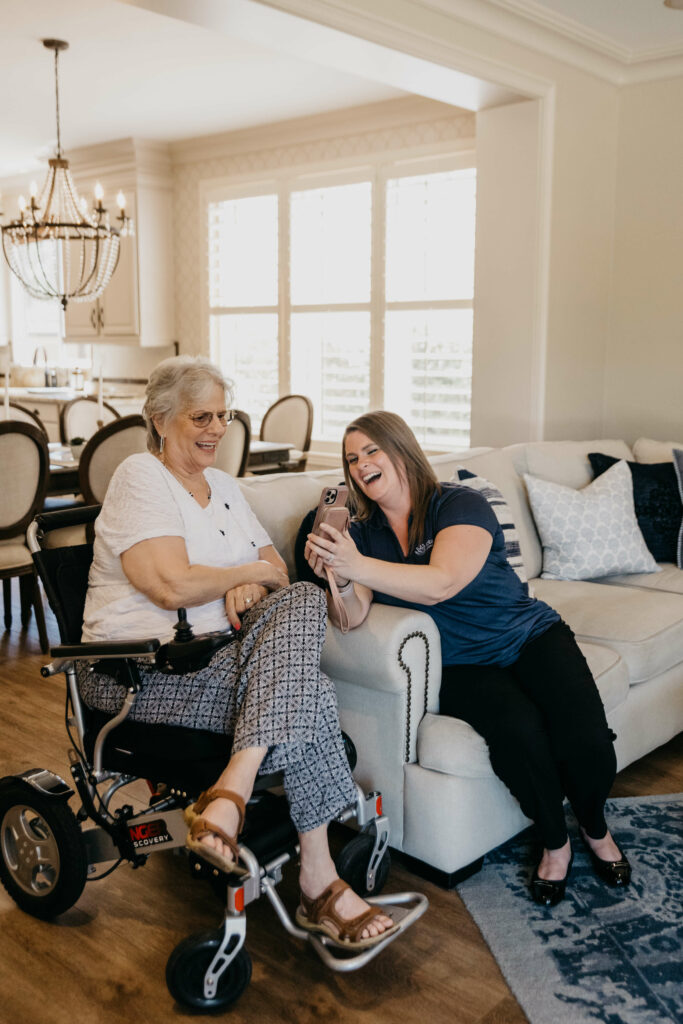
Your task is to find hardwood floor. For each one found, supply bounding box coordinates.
[1,592,681,1024]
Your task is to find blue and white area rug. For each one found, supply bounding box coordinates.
[457,794,683,1024]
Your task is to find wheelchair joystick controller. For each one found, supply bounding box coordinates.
[155,608,237,675]
[173,608,195,643]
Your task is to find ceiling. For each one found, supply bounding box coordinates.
[1,0,682,183]
[488,0,683,61]
[0,0,406,179]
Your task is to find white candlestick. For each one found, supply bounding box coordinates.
[97,362,104,422]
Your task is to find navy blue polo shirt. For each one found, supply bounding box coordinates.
[349,483,559,667]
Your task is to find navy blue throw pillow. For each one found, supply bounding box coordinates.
[588,453,682,563]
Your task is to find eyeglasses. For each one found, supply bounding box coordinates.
[187,410,236,428]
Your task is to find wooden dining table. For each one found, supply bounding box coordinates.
[47,443,80,495]
[47,439,295,494]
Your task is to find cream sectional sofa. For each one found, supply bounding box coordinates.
[237,438,683,885]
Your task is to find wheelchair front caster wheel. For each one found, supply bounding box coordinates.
[166,930,252,1010]
[0,778,87,919]
[336,833,391,897]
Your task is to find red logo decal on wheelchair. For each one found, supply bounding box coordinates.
[128,819,171,848]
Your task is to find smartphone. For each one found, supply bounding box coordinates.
[311,485,350,537]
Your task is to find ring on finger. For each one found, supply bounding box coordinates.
[246,596,252,604]
[326,554,334,564]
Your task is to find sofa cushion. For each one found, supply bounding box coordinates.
[633,437,683,464]
[416,642,628,778]
[593,563,683,595]
[429,448,494,482]
[588,453,681,564]
[239,471,343,576]
[532,578,683,683]
[673,449,683,570]
[453,466,527,583]
[524,460,659,581]
[452,447,544,580]
[515,439,633,490]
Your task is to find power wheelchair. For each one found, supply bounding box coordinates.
[0,505,427,1012]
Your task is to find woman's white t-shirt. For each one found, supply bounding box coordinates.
[82,453,272,642]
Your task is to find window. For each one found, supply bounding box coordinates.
[207,157,476,449]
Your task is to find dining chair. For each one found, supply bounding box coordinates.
[4,401,50,439]
[0,421,50,653]
[60,395,120,444]
[213,409,251,477]
[252,394,314,474]
[79,415,148,505]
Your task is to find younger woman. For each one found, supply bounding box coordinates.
[306,411,631,906]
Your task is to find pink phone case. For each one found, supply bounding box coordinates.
[312,485,349,536]
[319,506,350,534]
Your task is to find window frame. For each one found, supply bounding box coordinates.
[201,146,476,453]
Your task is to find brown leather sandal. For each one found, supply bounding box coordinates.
[184,788,246,874]
[295,878,398,949]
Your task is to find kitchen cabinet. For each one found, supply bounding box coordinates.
[63,199,140,341]
[63,140,175,348]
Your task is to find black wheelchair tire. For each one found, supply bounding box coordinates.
[335,833,391,897]
[0,778,87,919]
[166,930,252,1011]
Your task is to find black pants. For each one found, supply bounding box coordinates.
[440,621,617,850]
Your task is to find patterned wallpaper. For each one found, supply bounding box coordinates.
[172,106,475,356]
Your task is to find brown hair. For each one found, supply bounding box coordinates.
[342,411,440,552]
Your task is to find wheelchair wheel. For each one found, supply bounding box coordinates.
[336,833,391,897]
[0,778,87,919]
[166,930,252,1011]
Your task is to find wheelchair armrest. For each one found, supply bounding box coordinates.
[49,639,161,660]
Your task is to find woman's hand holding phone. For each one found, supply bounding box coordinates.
[306,485,356,584]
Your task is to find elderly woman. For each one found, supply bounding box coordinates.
[79,356,394,948]
[306,411,631,908]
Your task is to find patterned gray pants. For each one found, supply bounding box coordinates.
[78,582,356,832]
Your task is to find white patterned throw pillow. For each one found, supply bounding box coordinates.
[524,459,659,581]
[453,467,527,584]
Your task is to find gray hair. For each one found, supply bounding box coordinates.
[143,355,234,452]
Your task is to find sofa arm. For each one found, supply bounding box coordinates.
[322,603,442,851]
[322,602,442,755]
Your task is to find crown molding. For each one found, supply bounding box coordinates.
[67,138,172,180]
[409,0,683,79]
[484,0,683,65]
[256,0,683,88]
[170,96,474,165]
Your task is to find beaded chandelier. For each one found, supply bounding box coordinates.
[0,39,132,311]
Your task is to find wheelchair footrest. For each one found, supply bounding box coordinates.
[305,891,429,972]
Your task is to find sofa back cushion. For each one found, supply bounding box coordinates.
[236,439,636,584]
[443,447,544,578]
[453,466,528,584]
[633,437,683,464]
[239,449,494,578]
[239,469,343,577]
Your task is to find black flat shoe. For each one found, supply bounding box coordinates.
[531,853,573,907]
[582,837,631,887]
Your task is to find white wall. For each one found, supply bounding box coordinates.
[471,100,541,447]
[603,75,683,445]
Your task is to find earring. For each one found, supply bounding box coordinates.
[159,435,165,455]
